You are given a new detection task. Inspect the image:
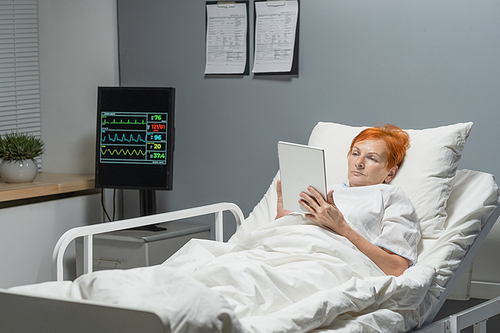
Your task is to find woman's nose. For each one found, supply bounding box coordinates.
[355,157,364,168]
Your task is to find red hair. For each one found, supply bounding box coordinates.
[349,124,410,170]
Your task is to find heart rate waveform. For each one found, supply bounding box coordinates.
[101,115,147,131]
[102,132,147,143]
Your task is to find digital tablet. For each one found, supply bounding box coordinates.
[277,141,327,212]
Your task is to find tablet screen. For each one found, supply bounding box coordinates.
[278,141,327,212]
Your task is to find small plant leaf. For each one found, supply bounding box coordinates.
[0,132,45,161]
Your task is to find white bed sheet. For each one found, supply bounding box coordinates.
[14,214,435,333]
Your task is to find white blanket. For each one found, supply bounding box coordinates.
[14,215,435,333]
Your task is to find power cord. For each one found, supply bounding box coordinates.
[100,188,116,222]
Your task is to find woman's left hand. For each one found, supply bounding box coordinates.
[299,186,348,235]
[275,180,292,219]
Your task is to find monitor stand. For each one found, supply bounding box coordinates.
[132,190,167,232]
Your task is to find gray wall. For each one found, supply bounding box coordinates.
[117,0,500,296]
[118,0,499,214]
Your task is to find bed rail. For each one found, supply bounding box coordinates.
[414,296,500,333]
[422,214,500,326]
[52,202,244,281]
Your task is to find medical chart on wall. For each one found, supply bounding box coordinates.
[252,0,299,74]
[205,2,249,75]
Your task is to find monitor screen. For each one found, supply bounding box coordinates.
[95,87,175,190]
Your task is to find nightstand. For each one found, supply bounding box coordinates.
[76,221,210,275]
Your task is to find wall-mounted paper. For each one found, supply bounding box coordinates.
[205,3,248,74]
[252,1,298,73]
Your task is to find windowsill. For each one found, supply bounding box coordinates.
[0,173,96,203]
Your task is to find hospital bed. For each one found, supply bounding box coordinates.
[1,122,499,333]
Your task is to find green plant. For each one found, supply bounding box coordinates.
[0,132,45,161]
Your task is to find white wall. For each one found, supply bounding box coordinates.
[0,0,119,288]
[0,196,103,287]
[39,0,119,174]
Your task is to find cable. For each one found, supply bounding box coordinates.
[101,188,112,222]
[112,188,117,221]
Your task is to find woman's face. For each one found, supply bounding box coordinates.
[347,139,397,187]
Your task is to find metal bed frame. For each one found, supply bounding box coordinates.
[52,202,244,281]
[414,297,500,333]
[412,210,500,333]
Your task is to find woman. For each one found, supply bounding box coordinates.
[276,124,420,276]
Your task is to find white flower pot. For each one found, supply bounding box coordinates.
[1,159,38,183]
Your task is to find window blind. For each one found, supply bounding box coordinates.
[0,0,42,167]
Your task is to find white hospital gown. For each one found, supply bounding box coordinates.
[330,183,420,265]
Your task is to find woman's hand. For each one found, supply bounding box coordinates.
[299,186,349,235]
[275,180,292,219]
[301,186,410,276]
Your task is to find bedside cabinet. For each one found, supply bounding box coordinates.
[76,221,211,275]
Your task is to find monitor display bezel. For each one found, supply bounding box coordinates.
[95,86,175,190]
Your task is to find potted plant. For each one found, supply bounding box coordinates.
[0,132,45,183]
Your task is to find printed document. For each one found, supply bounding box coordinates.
[205,3,247,74]
[252,1,298,73]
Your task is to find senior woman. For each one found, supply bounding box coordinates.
[276,124,420,277]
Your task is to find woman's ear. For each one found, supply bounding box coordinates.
[384,166,398,184]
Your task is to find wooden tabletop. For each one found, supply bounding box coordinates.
[0,173,95,202]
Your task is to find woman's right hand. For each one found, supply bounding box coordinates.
[276,180,292,219]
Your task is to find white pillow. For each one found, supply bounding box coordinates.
[307,122,473,239]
